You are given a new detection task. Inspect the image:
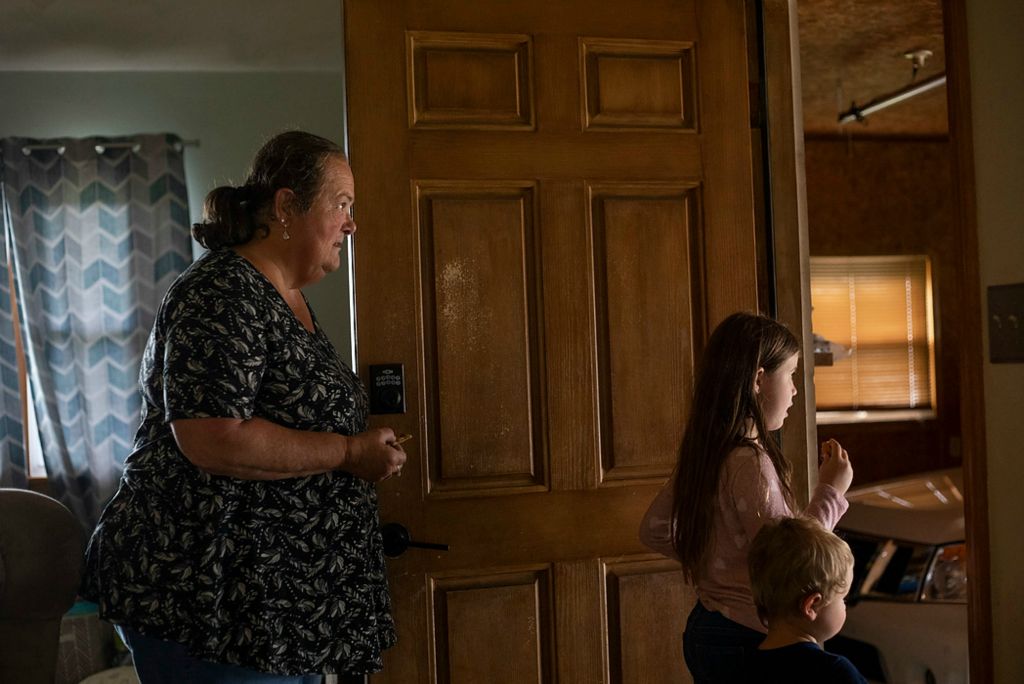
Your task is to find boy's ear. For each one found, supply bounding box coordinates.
[800,592,823,620]
[753,367,766,395]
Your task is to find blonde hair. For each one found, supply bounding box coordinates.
[748,516,854,624]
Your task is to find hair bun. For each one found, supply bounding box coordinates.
[193,131,344,250]
[234,184,252,206]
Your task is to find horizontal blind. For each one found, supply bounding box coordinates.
[811,256,935,410]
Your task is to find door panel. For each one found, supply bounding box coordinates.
[408,31,534,130]
[416,181,546,494]
[580,38,698,131]
[430,566,554,683]
[605,558,696,684]
[344,1,758,681]
[590,183,700,482]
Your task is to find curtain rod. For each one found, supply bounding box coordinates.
[19,138,201,156]
[838,73,946,125]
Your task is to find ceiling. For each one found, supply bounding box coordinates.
[0,0,344,72]
[0,0,947,136]
[798,0,948,136]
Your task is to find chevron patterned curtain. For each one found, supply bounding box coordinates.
[0,134,192,526]
[0,185,27,488]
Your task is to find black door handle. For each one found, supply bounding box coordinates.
[381,522,449,558]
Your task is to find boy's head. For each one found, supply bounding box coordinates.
[748,516,855,642]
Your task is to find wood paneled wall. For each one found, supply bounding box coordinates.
[804,135,962,484]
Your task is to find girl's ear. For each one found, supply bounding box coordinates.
[801,592,823,620]
[753,367,766,395]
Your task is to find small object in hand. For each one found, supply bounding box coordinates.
[393,434,413,446]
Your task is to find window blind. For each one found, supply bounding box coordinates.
[810,256,935,410]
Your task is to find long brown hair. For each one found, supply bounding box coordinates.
[670,312,799,584]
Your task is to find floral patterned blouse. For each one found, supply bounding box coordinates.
[82,248,396,676]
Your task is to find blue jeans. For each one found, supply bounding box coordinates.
[682,601,765,684]
[117,626,326,684]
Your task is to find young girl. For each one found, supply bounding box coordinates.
[639,312,853,684]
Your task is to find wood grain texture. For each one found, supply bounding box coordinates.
[942,0,992,680]
[407,31,534,129]
[346,1,762,679]
[605,557,695,684]
[761,0,816,504]
[431,567,553,683]
[580,38,697,130]
[698,0,759,326]
[588,183,700,484]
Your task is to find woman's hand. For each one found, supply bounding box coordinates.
[171,417,409,481]
[817,438,853,495]
[343,428,408,482]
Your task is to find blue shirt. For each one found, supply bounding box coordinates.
[744,642,868,683]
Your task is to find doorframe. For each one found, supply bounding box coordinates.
[759,1,993,681]
[941,1,993,681]
[757,0,817,506]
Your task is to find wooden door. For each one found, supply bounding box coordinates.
[344,1,759,681]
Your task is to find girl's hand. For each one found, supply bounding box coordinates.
[343,428,408,482]
[817,438,853,495]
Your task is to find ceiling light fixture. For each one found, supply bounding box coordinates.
[838,48,945,125]
[838,72,946,125]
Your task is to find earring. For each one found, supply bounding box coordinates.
[280,218,290,240]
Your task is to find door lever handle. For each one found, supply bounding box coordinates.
[381,522,449,558]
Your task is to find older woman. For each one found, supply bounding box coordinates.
[83,131,404,683]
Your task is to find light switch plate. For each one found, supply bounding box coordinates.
[988,283,1024,363]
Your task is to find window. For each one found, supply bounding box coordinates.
[811,255,936,422]
[3,134,193,495]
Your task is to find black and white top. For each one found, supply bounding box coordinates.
[83,248,396,676]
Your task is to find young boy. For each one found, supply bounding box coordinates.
[744,516,868,683]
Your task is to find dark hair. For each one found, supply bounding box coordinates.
[670,312,800,584]
[192,130,345,250]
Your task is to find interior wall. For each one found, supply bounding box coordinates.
[0,70,353,362]
[964,0,1024,680]
[804,136,961,485]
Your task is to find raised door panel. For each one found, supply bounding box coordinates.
[408,31,535,129]
[415,182,546,496]
[429,567,553,683]
[580,38,698,130]
[589,183,702,484]
[605,557,695,684]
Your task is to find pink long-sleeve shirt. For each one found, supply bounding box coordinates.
[639,445,849,633]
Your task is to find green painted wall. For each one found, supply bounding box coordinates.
[0,70,354,364]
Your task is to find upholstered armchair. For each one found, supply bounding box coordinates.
[0,488,86,683]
